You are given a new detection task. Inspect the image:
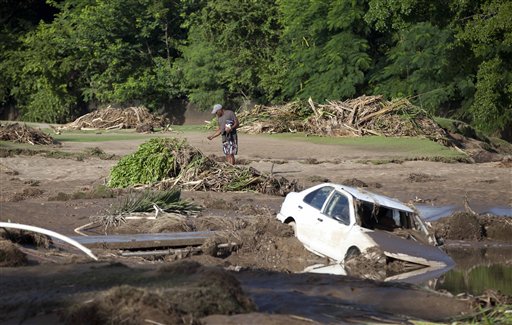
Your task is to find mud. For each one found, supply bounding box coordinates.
[407,172,443,182]
[0,258,478,324]
[63,285,200,325]
[0,260,256,324]
[343,247,419,281]
[0,228,53,248]
[433,212,512,242]
[202,313,322,325]
[112,214,323,272]
[1,129,511,323]
[0,240,28,267]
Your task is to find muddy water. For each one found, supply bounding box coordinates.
[235,270,472,323]
[433,246,512,296]
[416,205,512,221]
[414,205,512,296]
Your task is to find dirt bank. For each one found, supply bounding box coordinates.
[1,130,511,323]
[433,212,512,242]
[107,214,324,272]
[0,258,477,324]
[0,260,256,324]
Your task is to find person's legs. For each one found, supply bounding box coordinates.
[223,136,237,165]
[226,154,235,165]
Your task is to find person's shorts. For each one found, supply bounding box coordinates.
[222,133,238,155]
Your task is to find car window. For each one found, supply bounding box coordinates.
[324,191,350,225]
[303,186,333,210]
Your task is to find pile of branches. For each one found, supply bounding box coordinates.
[237,101,310,134]
[109,138,299,196]
[60,106,168,131]
[0,123,55,145]
[238,95,450,144]
[305,96,449,142]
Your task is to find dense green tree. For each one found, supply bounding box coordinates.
[5,0,186,122]
[278,0,371,102]
[369,22,474,113]
[458,0,511,134]
[0,0,57,108]
[9,13,79,122]
[365,0,450,32]
[0,0,509,138]
[180,0,281,108]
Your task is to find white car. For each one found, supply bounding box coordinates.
[277,183,453,269]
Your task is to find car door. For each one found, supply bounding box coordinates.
[295,186,334,251]
[311,190,354,260]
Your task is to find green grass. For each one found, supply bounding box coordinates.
[1,121,468,161]
[52,131,162,142]
[268,133,466,159]
[0,141,117,160]
[42,125,205,142]
[167,124,207,132]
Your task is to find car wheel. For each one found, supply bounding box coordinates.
[288,221,297,236]
[344,246,360,263]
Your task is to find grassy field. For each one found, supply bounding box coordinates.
[269,132,466,160]
[1,121,467,161]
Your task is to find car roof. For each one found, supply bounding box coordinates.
[323,183,414,213]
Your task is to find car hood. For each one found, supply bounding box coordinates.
[366,230,454,268]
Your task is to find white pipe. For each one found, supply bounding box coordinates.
[74,221,97,236]
[0,222,98,261]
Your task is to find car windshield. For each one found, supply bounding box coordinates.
[303,186,333,210]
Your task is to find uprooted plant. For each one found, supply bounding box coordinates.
[108,137,299,195]
[94,189,200,229]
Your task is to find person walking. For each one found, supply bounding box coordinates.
[207,104,239,164]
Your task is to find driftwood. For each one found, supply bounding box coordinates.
[237,95,450,144]
[0,123,55,145]
[59,106,168,131]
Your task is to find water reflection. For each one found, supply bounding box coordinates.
[434,247,512,296]
[303,262,453,285]
[415,205,512,221]
[304,246,512,296]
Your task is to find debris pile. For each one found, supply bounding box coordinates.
[238,95,450,144]
[110,214,315,272]
[108,138,299,196]
[344,247,424,281]
[238,101,309,134]
[60,106,168,131]
[0,123,55,145]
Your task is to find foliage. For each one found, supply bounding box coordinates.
[108,138,186,188]
[365,0,449,32]
[0,0,510,138]
[278,0,371,101]
[108,136,298,195]
[458,1,512,135]
[180,0,281,108]
[369,23,464,113]
[108,189,200,215]
[4,0,186,122]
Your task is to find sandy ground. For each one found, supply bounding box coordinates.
[0,130,511,323]
[1,131,511,231]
